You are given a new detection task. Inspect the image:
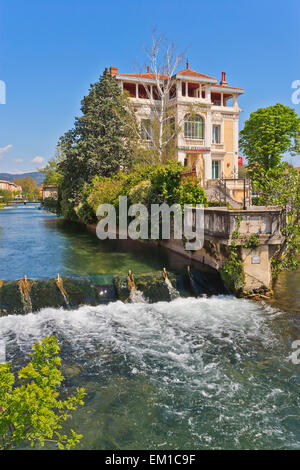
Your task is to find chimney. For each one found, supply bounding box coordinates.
[147,66,150,73]
[110,66,118,77]
[220,71,228,85]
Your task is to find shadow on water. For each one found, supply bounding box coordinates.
[269,267,300,313]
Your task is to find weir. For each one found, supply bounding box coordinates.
[0,266,228,316]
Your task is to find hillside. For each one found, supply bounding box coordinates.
[0,171,44,185]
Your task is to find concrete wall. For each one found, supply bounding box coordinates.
[158,206,283,293]
[241,245,271,290]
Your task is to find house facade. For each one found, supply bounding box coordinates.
[111,61,244,187]
[0,180,22,193]
[42,184,58,200]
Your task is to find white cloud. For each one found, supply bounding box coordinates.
[32,156,45,164]
[13,158,23,163]
[0,144,13,158]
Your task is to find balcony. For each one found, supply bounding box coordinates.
[211,142,225,152]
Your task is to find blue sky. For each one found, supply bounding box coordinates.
[0,0,299,173]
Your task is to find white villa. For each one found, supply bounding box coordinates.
[110,61,244,193]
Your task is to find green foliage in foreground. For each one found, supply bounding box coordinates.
[0,337,85,450]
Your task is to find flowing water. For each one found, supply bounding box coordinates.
[0,204,299,449]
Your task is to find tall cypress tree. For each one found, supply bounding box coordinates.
[59,68,138,194]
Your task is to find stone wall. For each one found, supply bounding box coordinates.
[158,206,283,294]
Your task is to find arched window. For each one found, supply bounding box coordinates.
[184,114,204,139]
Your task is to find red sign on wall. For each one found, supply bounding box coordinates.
[238,156,243,166]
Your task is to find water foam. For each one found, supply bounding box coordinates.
[0,297,298,450]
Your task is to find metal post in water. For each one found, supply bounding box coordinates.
[18,275,32,314]
[55,274,69,307]
[128,270,136,292]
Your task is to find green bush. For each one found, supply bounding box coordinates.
[82,162,208,222]
[59,189,78,222]
[87,173,127,211]
[0,189,14,204]
[128,180,153,205]
[176,179,208,207]
[41,197,59,213]
[77,201,98,225]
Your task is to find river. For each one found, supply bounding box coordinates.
[0,204,299,449]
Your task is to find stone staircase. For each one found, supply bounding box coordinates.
[205,182,243,209]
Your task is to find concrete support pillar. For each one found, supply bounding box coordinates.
[206,86,211,103]
[204,153,212,181]
[233,94,238,108]
[176,80,182,98]
[178,151,186,165]
[205,110,212,148]
[233,118,239,178]
[136,83,138,98]
[220,158,225,178]
[185,82,188,97]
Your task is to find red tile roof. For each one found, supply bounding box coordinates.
[176,68,216,80]
[211,83,244,91]
[117,72,168,80]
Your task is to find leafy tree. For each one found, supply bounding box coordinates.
[0,337,85,450]
[239,104,300,170]
[0,189,14,204]
[13,176,40,200]
[40,147,64,186]
[250,162,300,276]
[58,68,139,205]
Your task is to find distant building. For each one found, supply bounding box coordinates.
[42,184,58,200]
[0,180,22,192]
